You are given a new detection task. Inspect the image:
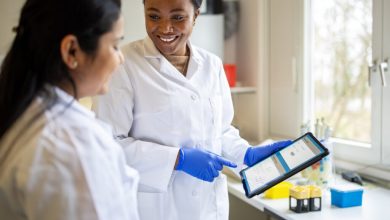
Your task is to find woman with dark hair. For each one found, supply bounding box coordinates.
[0,0,139,219]
[93,0,291,219]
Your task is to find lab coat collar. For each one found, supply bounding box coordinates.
[53,87,115,134]
[184,41,202,80]
[143,36,163,59]
[52,86,96,118]
[186,41,202,64]
[142,36,202,81]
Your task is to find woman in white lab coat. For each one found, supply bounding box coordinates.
[93,0,291,219]
[0,0,139,219]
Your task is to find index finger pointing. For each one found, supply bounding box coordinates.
[216,156,237,168]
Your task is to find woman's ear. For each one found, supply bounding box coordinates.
[60,35,81,70]
[193,9,200,25]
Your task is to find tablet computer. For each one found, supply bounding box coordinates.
[240,132,329,198]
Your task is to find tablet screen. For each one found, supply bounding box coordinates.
[243,134,325,194]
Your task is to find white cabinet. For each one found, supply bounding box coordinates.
[268,0,304,138]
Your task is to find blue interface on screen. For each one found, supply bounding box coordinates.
[244,135,324,193]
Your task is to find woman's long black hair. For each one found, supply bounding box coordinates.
[0,0,121,140]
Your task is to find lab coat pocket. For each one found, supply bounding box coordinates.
[209,95,223,138]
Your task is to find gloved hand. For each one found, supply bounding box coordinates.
[175,147,237,182]
[244,140,292,166]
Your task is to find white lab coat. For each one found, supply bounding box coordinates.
[0,87,139,220]
[93,37,250,220]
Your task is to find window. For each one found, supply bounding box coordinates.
[268,0,390,176]
[311,0,372,143]
[306,0,390,168]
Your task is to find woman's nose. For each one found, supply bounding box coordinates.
[159,19,174,33]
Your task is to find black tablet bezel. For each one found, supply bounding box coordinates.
[239,132,329,198]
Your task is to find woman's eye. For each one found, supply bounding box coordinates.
[149,15,159,20]
[172,15,184,21]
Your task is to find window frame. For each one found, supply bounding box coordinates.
[268,0,390,180]
[303,0,386,169]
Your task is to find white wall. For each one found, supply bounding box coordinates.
[0,0,147,56]
[121,0,146,45]
[192,14,224,59]
[230,0,269,143]
[0,0,25,55]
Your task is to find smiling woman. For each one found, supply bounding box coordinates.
[144,0,200,57]
[93,0,291,220]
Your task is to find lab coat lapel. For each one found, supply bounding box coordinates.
[157,41,203,91]
[142,37,202,90]
[185,41,202,80]
[159,58,185,81]
[184,42,203,93]
[143,37,187,83]
[160,55,202,95]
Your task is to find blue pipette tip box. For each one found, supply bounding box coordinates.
[330,185,363,208]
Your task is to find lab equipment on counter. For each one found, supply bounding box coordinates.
[301,139,333,187]
[301,119,334,187]
[240,132,329,198]
[289,186,310,213]
[289,185,322,213]
[330,184,363,208]
[308,185,322,211]
[264,181,293,199]
[341,171,364,186]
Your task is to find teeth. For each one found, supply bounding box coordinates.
[159,36,175,42]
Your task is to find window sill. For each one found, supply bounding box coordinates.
[331,137,371,149]
[335,158,390,188]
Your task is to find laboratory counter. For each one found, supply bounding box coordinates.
[227,175,390,220]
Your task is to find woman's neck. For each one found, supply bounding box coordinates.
[57,81,80,100]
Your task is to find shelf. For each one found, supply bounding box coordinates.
[230,86,257,94]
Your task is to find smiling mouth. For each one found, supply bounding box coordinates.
[158,35,178,43]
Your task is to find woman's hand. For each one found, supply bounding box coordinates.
[175,147,237,182]
[244,140,292,166]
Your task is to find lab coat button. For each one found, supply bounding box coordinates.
[191,95,197,101]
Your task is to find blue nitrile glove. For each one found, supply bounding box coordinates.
[175,147,237,182]
[244,140,293,166]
